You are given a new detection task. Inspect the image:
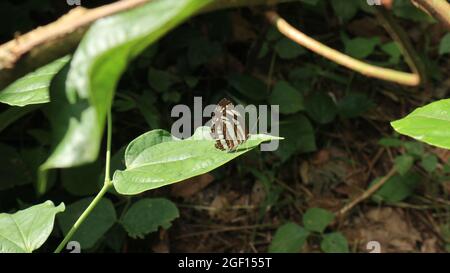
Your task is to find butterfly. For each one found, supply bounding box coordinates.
[210,98,249,151]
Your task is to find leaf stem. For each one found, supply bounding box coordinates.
[54,111,113,253]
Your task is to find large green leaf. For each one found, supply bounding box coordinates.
[121,198,179,239]
[58,197,116,249]
[302,208,335,233]
[41,0,213,177]
[113,126,282,195]
[391,99,450,149]
[268,222,310,253]
[0,201,65,253]
[0,56,70,106]
[320,232,349,253]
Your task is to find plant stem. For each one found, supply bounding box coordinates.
[54,111,113,253]
[265,11,421,86]
[54,181,112,253]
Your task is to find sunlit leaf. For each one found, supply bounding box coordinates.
[0,201,64,253]
[0,56,70,106]
[113,127,282,195]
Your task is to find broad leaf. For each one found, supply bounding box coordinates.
[305,92,337,124]
[276,114,316,161]
[113,127,282,195]
[268,222,309,253]
[228,74,268,101]
[439,33,450,55]
[121,198,179,239]
[274,38,306,59]
[0,201,65,253]
[269,81,304,114]
[391,99,450,149]
[58,197,116,249]
[394,155,414,175]
[302,208,335,233]
[371,172,419,203]
[41,0,213,180]
[320,232,349,253]
[0,56,70,106]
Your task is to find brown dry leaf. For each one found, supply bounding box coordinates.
[351,208,421,252]
[311,149,330,165]
[431,147,450,163]
[171,173,214,198]
[152,230,170,253]
[299,161,310,184]
[420,237,440,253]
[208,195,229,218]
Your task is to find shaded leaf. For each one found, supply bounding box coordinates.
[371,172,420,203]
[121,198,179,239]
[274,38,306,59]
[305,92,337,124]
[58,197,116,249]
[269,81,304,114]
[269,222,310,253]
[303,208,335,233]
[320,232,349,253]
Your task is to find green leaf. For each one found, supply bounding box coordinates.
[228,74,268,101]
[0,56,70,106]
[381,42,402,64]
[394,155,414,175]
[378,137,402,147]
[303,208,335,233]
[420,154,438,173]
[268,222,310,253]
[371,172,420,203]
[393,0,434,22]
[58,197,116,249]
[274,38,306,59]
[0,201,65,253]
[41,0,213,180]
[276,114,316,161]
[439,33,450,55]
[305,92,337,124]
[121,198,179,239]
[320,232,349,253]
[344,37,380,59]
[331,0,359,21]
[113,127,282,195]
[391,99,450,149]
[188,36,221,67]
[147,68,178,92]
[269,81,304,114]
[338,93,373,118]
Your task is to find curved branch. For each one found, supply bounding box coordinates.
[266,11,421,86]
[0,0,298,90]
[412,0,450,31]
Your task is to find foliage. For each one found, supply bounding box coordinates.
[0,0,447,254]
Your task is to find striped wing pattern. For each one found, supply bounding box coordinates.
[211,98,248,151]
